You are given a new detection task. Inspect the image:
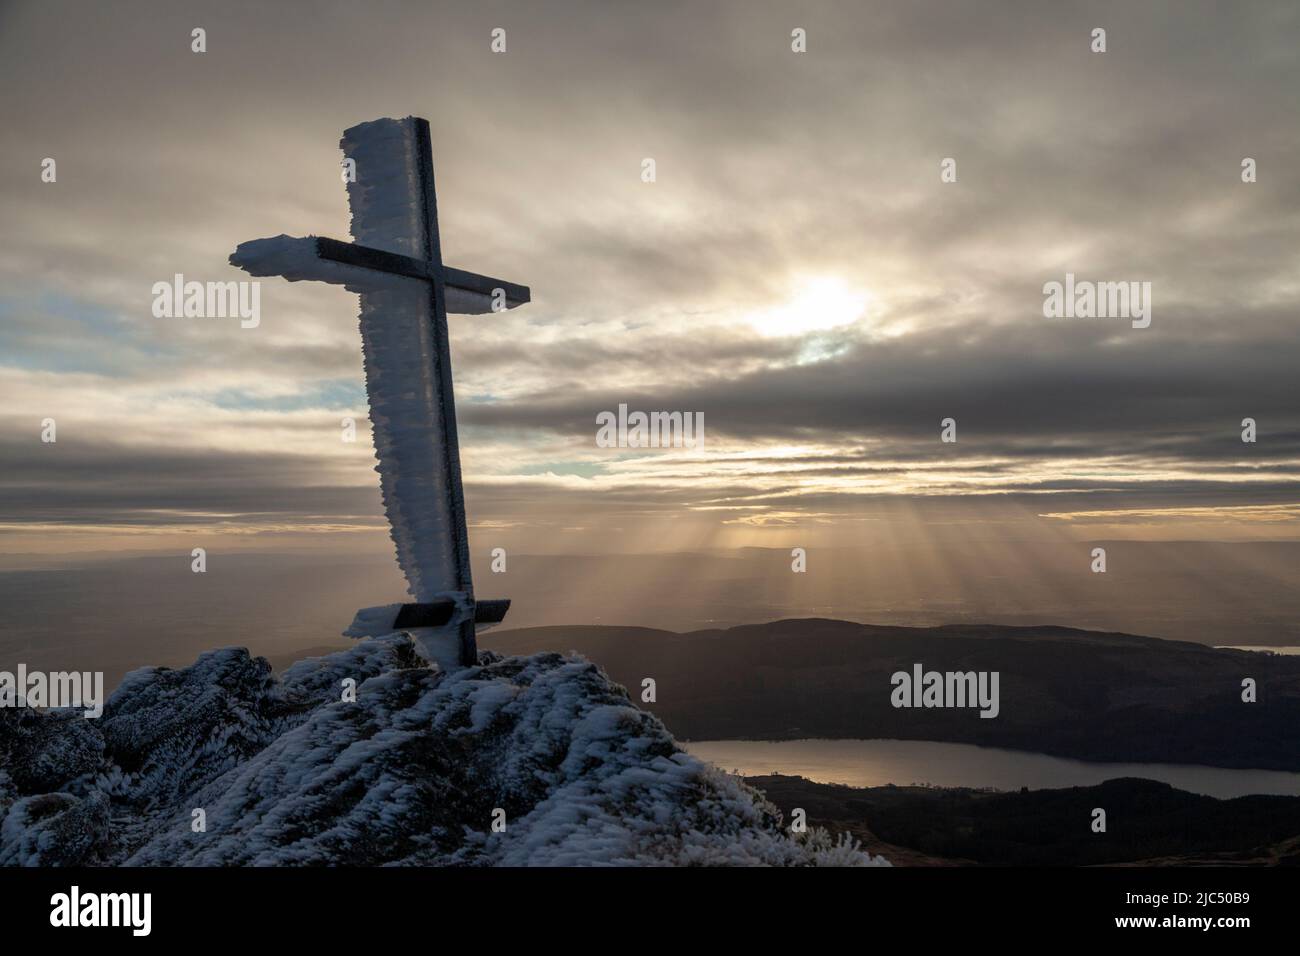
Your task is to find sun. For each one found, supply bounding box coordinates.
[749,276,875,338]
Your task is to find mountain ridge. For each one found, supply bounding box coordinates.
[483,618,1300,770]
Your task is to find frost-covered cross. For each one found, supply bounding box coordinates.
[230,117,527,669]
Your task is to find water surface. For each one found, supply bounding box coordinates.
[686,737,1300,799]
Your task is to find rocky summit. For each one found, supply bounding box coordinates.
[0,636,886,867]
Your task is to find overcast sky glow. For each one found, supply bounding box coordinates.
[1,0,1297,561]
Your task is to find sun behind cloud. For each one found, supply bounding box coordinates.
[748,276,876,338]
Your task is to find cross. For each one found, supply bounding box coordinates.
[230,116,528,669]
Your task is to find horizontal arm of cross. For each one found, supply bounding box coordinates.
[315,237,530,309]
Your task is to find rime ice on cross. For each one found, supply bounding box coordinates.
[230,117,528,669]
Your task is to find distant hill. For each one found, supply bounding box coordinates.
[484,618,1300,770]
[750,774,1300,866]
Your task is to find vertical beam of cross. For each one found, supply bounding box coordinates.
[413,119,477,665]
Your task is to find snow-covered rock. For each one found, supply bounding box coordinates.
[0,637,888,867]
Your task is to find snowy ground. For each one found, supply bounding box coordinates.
[0,636,887,867]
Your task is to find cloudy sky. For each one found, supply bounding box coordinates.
[2,0,1297,570]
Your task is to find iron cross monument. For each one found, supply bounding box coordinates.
[230,116,527,670]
